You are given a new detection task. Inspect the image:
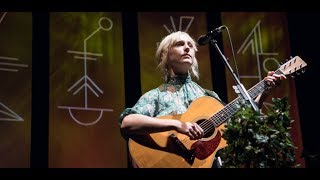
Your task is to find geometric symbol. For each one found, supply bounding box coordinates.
[0,12,28,72]
[0,12,7,24]
[57,106,113,126]
[0,56,28,72]
[58,16,114,126]
[0,12,28,122]
[236,20,279,81]
[158,15,195,47]
[0,102,23,121]
[163,16,194,33]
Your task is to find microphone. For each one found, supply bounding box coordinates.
[197,26,226,46]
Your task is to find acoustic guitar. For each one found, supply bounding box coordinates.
[128,56,307,168]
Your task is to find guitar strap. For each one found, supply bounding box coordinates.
[203,88,226,106]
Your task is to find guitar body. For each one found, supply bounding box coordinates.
[128,96,227,168]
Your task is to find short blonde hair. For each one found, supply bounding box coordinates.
[155,31,199,82]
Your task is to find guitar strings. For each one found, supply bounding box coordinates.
[199,69,283,137]
[179,68,285,147]
[178,77,272,147]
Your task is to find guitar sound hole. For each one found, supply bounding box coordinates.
[196,119,215,138]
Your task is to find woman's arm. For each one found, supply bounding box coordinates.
[121,113,203,140]
[255,71,287,108]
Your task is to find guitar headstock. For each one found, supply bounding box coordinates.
[279,56,307,77]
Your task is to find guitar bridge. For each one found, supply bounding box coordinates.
[169,134,195,164]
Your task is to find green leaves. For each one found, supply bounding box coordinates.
[218,97,297,168]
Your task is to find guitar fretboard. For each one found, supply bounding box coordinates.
[208,69,282,127]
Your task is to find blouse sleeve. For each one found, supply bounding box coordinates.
[118,89,159,125]
[203,88,221,101]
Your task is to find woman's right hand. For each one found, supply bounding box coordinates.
[176,121,204,140]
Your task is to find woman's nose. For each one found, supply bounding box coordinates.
[184,45,190,52]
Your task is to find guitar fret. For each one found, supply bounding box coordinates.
[210,65,296,128]
[211,77,271,127]
[209,117,218,127]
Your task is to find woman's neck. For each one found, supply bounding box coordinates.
[166,74,191,85]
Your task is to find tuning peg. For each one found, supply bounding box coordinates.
[295,71,301,76]
[301,68,306,73]
[290,74,295,78]
[290,55,293,59]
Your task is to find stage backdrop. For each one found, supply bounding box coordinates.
[220,12,305,167]
[137,12,214,94]
[49,12,127,168]
[0,12,32,168]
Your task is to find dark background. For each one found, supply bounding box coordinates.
[287,12,320,168]
[2,0,319,172]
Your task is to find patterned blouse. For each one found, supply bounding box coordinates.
[118,74,221,125]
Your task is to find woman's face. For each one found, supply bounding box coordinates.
[167,34,195,75]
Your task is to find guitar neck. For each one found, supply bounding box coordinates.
[208,69,283,127]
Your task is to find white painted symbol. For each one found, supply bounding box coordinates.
[0,102,23,121]
[0,12,6,23]
[237,20,280,81]
[0,56,28,72]
[0,12,29,121]
[0,12,28,72]
[58,17,114,126]
[157,15,195,47]
[163,16,194,33]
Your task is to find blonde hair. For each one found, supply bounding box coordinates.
[155,31,199,82]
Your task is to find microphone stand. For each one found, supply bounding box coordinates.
[210,39,259,112]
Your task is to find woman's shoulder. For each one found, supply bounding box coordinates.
[141,87,160,97]
[203,88,221,100]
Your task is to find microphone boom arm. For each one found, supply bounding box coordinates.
[210,39,259,112]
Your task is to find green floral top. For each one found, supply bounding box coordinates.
[118,74,221,125]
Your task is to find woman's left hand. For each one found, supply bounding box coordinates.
[265,71,287,87]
